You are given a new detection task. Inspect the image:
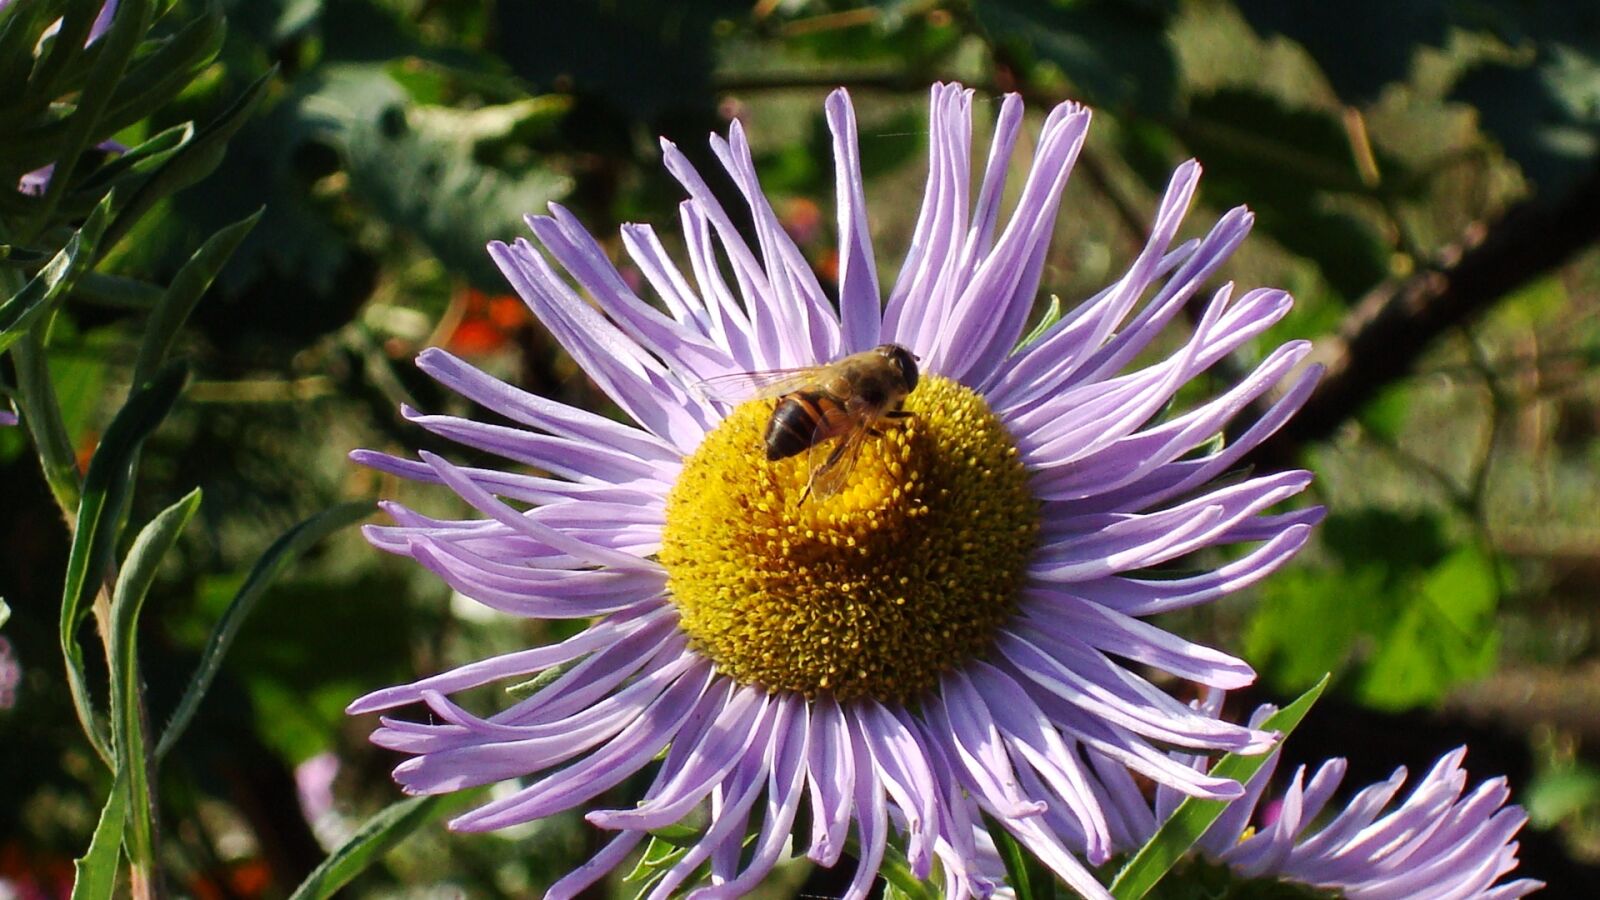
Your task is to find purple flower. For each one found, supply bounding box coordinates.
[349,83,1321,898]
[0,410,15,427]
[1118,701,1545,898]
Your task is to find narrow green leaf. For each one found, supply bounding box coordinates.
[986,814,1037,900]
[29,0,152,236]
[625,834,690,884]
[0,194,111,352]
[1016,294,1065,352]
[70,772,128,900]
[110,489,202,864]
[132,210,261,382]
[0,0,65,95]
[1108,675,1331,900]
[96,3,224,140]
[103,67,275,251]
[287,796,457,900]
[837,833,941,900]
[74,122,194,196]
[59,363,187,765]
[71,272,165,310]
[0,246,52,267]
[156,501,371,758]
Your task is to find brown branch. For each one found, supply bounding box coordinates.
[1258,163,1600,462]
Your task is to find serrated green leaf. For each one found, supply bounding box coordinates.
[110,488,202,864]
[1109,675,1329,900]
[0,194,111,352]
[70,772,128,900]
[157,501,371,758]
[59,363,187,764]
[132,209,261,382]
[287,795,457,900]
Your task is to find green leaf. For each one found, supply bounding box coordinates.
[157,501,372,759]
[0,598,9,628]
[287,795,457,900]
[626,834,691,885]
[1016,295,1064,352]
[59,363,187,764]
[0,0,67,98]
[1175,89,1392,298]
[1454,44,1600,199]
[70,772,128,900]
[1357,546,1499,709]
[0,194,111,352]
[1109,675,1330,900]
[976,0,1178,116]
[132,210,262,383]
[1526,761,1600,828]
[95,3,225,139]
[71,272,165,310]
[110,488,203,864]
[25,0,151,233]
[986,815,1040,900]
[103,67,275,252]
[74,122,195,197]
[308,64,571,288]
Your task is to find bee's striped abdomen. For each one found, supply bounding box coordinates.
[764,391,845,461]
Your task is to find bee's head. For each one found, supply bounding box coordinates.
[878,343,920,392]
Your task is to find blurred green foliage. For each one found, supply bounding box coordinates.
[2,0,1599,896]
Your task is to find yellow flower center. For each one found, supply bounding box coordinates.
[660,375,1038,702]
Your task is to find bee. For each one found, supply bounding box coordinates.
[696,343,920,503]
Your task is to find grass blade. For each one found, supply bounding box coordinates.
[109,488,202,865]
[1108,675,1330,900]
[287,796,457,900]
[157,501,372,758]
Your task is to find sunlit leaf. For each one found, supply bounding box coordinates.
[287,795,458,900]
[0,194,110,352]
[109,488,203,863]
[1109,676,1329,899]
[70,772,128,900]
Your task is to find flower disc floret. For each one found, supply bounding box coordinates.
[661,375,1037,701]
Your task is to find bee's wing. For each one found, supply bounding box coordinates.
[692,366,825,402]
[804,424,872,502]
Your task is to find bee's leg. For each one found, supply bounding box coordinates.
[798,439,853,506]
[867,427,884,437]
[884,409,914,419]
